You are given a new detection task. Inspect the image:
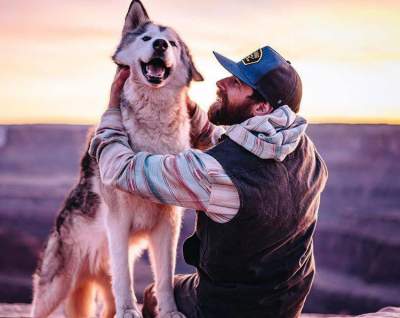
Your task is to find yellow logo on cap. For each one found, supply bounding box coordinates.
[242,49,263,65]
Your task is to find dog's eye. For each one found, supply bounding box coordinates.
[169,41,177,47]
[142,36,152,41]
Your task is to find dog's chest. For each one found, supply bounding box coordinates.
[121,103,191,154]
[125,122,190,154]
[100,97,190,230]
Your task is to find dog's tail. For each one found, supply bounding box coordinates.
[31,230,75,318]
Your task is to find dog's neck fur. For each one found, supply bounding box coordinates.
[120,79,191,154]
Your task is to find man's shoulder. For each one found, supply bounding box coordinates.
[295,134,320,157]
[300,134,329,181]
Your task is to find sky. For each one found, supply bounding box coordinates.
[0,0,399,124]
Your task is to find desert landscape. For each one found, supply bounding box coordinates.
[0,123,399,315]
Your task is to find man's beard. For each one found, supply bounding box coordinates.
[208,94,254,126]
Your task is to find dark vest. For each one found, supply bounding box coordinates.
[183,134,327,318]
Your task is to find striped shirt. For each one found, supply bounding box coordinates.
[89,105,307,223]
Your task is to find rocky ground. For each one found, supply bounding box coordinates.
[0,124,399,315]
[0,303,399,318]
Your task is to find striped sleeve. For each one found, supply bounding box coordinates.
[89,108,239,223]
[189,103,225,150]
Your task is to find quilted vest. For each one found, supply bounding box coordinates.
[183,134,327,318]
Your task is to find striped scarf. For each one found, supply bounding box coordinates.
[225,105,308,161]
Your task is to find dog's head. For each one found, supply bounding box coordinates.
[112,1,203,88]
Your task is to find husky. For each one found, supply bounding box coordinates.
[31,1,203,318]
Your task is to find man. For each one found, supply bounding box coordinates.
[89,46,328,318]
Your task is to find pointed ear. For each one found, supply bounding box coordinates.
[179,40,204,82]
[191,64,204,82]
[122,0,150,35]
[113,1,150,66]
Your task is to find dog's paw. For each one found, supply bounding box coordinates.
[117,308,143,318]
[159,311,187,318]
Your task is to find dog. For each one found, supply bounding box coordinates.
[31,1,203,317]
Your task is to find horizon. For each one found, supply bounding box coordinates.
[1,118,399,126]
[1,0,399,124]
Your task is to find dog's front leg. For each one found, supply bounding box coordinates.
[106,209,142,318]
[148,209,185,318]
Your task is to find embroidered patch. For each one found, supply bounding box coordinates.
[242,49,263,65]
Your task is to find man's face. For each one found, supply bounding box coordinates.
[208,76,257,125]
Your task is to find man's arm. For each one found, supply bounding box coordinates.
[89,69,239,223]
[187,97,225,150]
[89,108,239,223]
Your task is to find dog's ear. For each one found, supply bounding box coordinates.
[122,0,150,35]
[180,40,204,82]
[113,1,150,66]
[190,60,204,82]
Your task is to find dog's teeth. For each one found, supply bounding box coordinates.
[146,64,165,78]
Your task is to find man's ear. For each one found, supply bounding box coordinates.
[122,0,150,36]
[253,102,273,116]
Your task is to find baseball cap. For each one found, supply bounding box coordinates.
[213,46,302,112]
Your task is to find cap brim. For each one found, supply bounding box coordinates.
[213,51,257,90]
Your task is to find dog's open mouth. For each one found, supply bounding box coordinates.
[140,58,171,85]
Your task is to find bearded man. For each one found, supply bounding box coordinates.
[89,46,328,318]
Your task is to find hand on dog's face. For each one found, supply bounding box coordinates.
[109,67,130,108]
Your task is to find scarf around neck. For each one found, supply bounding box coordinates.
[225,105,308,161]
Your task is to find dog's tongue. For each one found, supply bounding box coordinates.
[146,64,165,77]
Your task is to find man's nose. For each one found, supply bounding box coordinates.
[153,39,168,53]
[216,78,227,91]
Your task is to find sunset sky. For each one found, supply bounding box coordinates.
[1,0,399,124]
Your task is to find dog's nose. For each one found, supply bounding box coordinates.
[153,39,168,53]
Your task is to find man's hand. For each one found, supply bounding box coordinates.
[108,67,130,108]
[186,95,198,117]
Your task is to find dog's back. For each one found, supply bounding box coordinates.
[31,146,111,317]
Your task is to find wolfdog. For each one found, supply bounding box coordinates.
[31,1,203,318]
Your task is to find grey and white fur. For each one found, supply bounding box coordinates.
[31,1,203,318]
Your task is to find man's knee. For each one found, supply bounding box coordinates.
[142,283,158,318]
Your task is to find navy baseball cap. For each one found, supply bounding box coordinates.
[213,46,302,112]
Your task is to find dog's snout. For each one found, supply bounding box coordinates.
[153,39,168,53]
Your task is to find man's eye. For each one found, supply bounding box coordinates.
[169,41,177,47]
[142,36,152,41]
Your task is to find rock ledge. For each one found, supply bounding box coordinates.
[0,304,399,318]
